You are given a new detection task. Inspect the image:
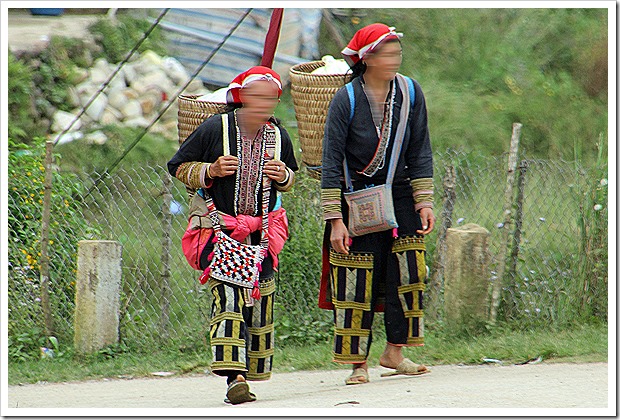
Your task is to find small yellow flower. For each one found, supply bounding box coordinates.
[49,240,54,245]
[27,172,31,176]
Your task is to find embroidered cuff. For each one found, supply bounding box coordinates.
[275,167,294,192]
[175,162,213,189]
[410,178,434,212]
[322,188,343,220]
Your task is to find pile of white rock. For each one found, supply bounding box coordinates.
[52,50,212,145]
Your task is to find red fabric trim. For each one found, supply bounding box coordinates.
[261,8,283,68]
[318,239,333,310]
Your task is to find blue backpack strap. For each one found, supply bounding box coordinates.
[345,82,355,125]
[405,76,416,109]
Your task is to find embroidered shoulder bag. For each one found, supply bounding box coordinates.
[343,73,414,237]
[200,114,276,300]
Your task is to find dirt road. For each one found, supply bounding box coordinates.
[6,362,610,415]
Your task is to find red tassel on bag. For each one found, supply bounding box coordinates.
[251,279,261,300]
[257,261,262,273]
[207,251,215,261]
[199,267,211,285]
[392,228,399,238]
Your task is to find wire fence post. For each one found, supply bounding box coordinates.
[490,123,522,324]
[505,159,528,319]
[509,161,529,280]
[428,165,456,322]
[160,173,173,338]
[39,141,55,337]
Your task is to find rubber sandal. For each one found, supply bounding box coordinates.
[225,380,257,404]
[224,392,256,405]
[345,367,370,385]
[380,358,430,377]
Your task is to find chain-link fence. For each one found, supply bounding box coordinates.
[8,148,608,364]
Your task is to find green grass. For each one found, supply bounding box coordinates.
[8,322,607,385]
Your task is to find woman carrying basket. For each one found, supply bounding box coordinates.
[319,23,436,385]
[168,66,298,404]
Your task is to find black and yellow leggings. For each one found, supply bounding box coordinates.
[329,231,426,364]
[208,277,275,381]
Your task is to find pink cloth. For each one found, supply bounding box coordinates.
[220,208,289,268]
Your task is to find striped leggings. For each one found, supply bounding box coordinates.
[208,277,276,381]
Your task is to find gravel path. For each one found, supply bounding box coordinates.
[6,362,610,414]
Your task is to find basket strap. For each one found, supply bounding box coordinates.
[221,114,230,155]
[384,74,412,187]
[204,116,275,257]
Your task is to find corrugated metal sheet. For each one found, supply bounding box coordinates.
[149,8,306,88]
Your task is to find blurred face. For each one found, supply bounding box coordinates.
[238,80,280,121]
[363,40,403,81]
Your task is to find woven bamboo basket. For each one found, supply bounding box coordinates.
[177,94,231,145]
[289,61,351,179]
[177,94,232,200]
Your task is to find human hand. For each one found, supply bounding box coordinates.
[416,208,436,235]
[263,159,288,183]
[209,155,239,178]
[330,218,350,254]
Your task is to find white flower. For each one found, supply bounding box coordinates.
[456,217,465,224]
[496,223,504,228]
[539,217,546,222]
[593,204,603,211]
[600,178,608,186]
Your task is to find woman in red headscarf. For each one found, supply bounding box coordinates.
[320,23,435,385]
[168,66,298,404]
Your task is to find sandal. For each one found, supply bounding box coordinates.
[345,367,370,385]
[225,379,257,405]
[380,358,430,377]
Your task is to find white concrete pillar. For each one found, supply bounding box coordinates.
[74,240,122,354]
[444,223,491,332]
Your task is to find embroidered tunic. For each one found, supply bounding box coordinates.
[168,111,299,217]
[321,76,434,219]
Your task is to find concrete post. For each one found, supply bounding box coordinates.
[444,223,490,332]
[74,240,122,354]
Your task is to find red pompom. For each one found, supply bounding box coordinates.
[251,279,261,300]
[199,267,211,284]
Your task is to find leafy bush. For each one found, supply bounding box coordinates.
[323,8,608,164]
[576,136,608,321]
[88,14,168,64]
[7,52,45,142]
[8,138,100,357]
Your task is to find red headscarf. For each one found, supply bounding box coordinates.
[226,66,283,104]
[341,23,403,67]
